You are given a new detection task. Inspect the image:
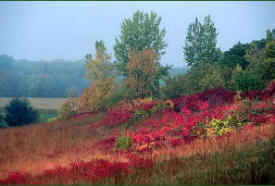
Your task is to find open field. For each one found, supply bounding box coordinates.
[0,97,66,110]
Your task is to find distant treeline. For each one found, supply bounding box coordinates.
[0,55,186,97]
[0,56,90,97]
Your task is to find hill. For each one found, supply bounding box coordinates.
[0,82,274,184]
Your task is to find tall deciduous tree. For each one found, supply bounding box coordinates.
[114,10,169,80]
[183,15,221,66]
[78,41,116,112]
[124,49,160,99]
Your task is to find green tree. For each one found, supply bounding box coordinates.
[222,42,250,69]
[231,70,263,92]
[183,15,221,66]
[263,40,275,82]
[113,10,169,81]
[265,29,275,43]
[185,62,225,93]
[5,98,39,127]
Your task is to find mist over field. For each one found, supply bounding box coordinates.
[0,1,274,185]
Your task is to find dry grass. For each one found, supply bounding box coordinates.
[0,111,274,183]
[153,122,275,161]
[0,114,110,178]
[0,97,66,110]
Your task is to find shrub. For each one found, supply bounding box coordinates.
[56,101,77,119]
[232,99,253,124]
[115,135,132,150]
[207,116,235,137]
[4,98,38,127]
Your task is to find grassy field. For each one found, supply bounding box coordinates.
[0,85,274,184]
[0,97,66,110]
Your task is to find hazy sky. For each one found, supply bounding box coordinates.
[0,1,274,67]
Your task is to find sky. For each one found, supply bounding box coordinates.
[0,1,274,67]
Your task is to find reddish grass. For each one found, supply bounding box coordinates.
[0,84,274,184]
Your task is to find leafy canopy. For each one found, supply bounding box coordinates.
[114,10,168,77]
[183,15,221,66]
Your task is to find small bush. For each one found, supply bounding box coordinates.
[57,101,77,119]
[115,136,132,150]
[207,116,235,137]
[4,98,39,127]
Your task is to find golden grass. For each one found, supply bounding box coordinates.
[0,97,66,110]
[0,114,110,178]
[153,122,275,161]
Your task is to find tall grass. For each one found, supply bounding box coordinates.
[0,113,105,178]
[0,118,273,184]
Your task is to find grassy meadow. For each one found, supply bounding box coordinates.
[0,85,274,185]
[0,4,274,185]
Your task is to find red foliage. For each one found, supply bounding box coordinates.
[0,172,28,185]
[92,137,116,152]
[95,108,134,127]
[241,81,275,100]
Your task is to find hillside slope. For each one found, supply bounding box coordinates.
[0,82,274,185]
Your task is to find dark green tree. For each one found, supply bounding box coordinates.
[183,15,221,66]
[5,98,39,127]
[231,70,263,92]
[222,42,250,69]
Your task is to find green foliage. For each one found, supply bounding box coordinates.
[222,42,251,69]
[134,109,148,121]
[207,116,235,137]
[103,92,123,110]
[183,15,221,67]
[57,101,77,119]
[37,109,57,123]
[85,41,115,80]
[4,98,39,127]
[228,39,274,92]
[184,62,226,94]
[262,40,275,82]
[231,70,264,92]
[161,74,187,99]
[114,10,167,77]
[115,135,132,150]
[114,10,170,98]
